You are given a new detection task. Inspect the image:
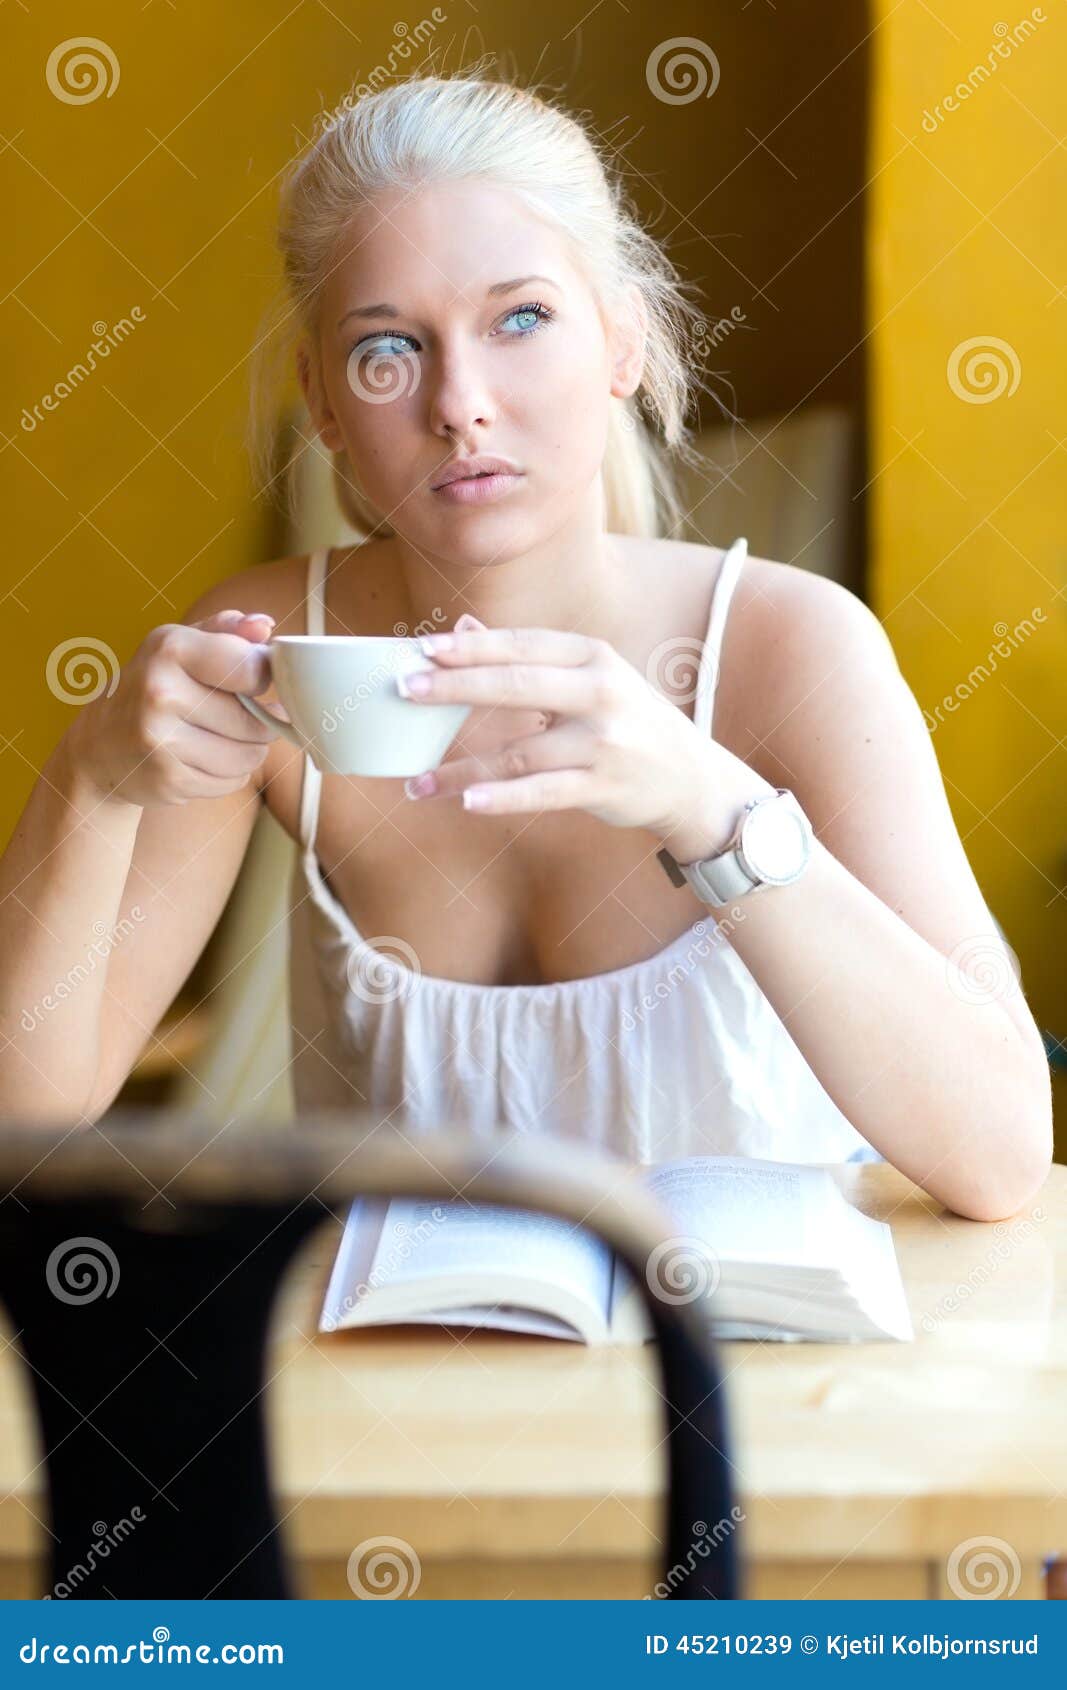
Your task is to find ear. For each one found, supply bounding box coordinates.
[608,283,648,402]
[297,337,345,453]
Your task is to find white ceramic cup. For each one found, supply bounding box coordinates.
[234,635,471,777]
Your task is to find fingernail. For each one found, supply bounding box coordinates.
[456,613,484,632]
[418,633,453,654]
[398,670,431,697]
[405,773,436,799]
[463,787,490,810]
[249,612,276,625]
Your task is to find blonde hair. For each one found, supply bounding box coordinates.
[249,66,719,542]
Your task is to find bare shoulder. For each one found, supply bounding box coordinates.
[620,533,895,762]
[178,550,313,634]
[707,544,896,765]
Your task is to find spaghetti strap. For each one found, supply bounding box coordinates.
[296,547,330,853]
[693,536,747,739]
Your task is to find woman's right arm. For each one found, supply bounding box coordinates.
[0,602,283,1125]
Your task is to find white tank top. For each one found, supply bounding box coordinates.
[287,539,879,1166]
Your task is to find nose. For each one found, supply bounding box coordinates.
[427,340,495,441]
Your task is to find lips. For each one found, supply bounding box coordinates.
[431,456,521,490]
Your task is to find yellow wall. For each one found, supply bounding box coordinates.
[868,2,1066,1100]
[3,2,866,843]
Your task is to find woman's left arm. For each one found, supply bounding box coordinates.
[669,570,1053,1224]
[405,585,1053,1221]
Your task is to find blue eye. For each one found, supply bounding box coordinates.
[350,300,555,361]
[498,301,555,337]
[352,332,417,361]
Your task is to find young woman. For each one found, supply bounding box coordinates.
[0,73,1050,1220]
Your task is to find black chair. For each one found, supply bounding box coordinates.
[0,1114,739,1599]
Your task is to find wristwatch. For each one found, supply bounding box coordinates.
[656,787,813,907]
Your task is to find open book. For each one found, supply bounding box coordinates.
[319,1155,914,1345]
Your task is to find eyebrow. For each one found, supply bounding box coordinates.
[337,275,560,329]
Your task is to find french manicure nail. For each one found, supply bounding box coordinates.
[398,671,431,696]
[405,773,436,799]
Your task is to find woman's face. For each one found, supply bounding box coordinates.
[302,178,644,563]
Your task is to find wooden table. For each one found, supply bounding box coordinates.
[1,1160,1062,1599]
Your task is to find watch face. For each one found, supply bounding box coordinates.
[741,799,810,883]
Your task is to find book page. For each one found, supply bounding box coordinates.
[360,1197,614,1318]
[640,1155,850,1267]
